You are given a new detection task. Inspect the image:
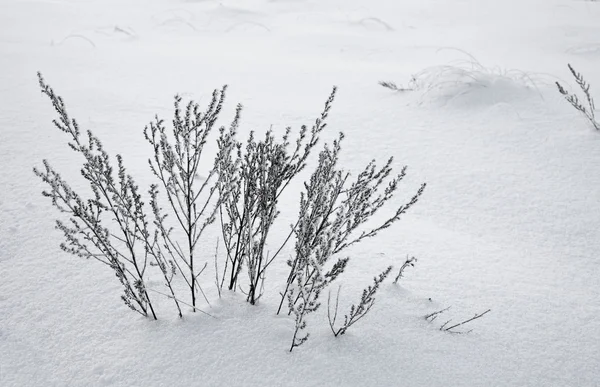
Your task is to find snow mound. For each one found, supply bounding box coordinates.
[411,63,545,109]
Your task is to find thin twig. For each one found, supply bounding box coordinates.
[327,286,342,336]
[146,288,216,318]
[424,306,451,322]
[214,238,221,298]
[393,255,417,284]
[443,309,491,332]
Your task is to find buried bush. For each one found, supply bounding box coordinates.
[35,73,426,350]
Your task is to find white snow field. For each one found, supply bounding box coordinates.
[1,0,600,386]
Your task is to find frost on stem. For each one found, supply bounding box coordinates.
[327,266,393,337]
[425,307,491,334]
[279,135,426,316]
[34,72,160,319]
[216,87,338,305]
[439,309,491,334]
[393,255,417,284]
[144,87,233,311]
[285,128,425,350]
[556,64,599,130]
[34,73,239,319]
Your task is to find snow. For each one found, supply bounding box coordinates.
[1,0,600,386]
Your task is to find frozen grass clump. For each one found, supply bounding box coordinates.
[381,51,546,108]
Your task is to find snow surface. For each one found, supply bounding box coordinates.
[1,0,600,386]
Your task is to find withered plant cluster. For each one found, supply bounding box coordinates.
[35,73,425,351]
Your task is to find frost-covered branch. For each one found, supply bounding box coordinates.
[328,266,393,337]
[556,64,599,130]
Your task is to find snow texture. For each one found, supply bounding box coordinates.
[1,0,599,386]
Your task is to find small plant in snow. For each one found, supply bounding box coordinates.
[144,88,236,312]
[283,132,426,351]
[327,266,393,337]
[216,88,336,305]
[556,64,599,130]
[285,134,349,351]
[393,255,417,284]
[35,73,239,318]
[34,72,161,319]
